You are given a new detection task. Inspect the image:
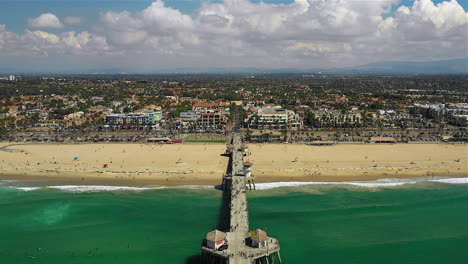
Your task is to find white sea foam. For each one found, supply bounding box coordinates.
[52,185,218,192]
[254,177,468,190]
[428,178,468,184]
[1,180,24,183]
[253,181,406,189]
[15,187,42,191]
[171,185,215,190]
[252,182,317,190]
[7,184,217,192]
[45,185,164,192]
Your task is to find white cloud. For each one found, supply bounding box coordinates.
[286,42,330,53]
[32,30,60,44]
[393,0,468,40]
[0,24,111,57]
[101,0,197,52]
[2,0,467,70]
[141,0,194,32]
[97,0,413,62]
[28,13,64,30]
[64,16,82,26]
[61,31,110,53]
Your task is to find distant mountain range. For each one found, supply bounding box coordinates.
[336,58,468,75]
[90,58,468,75]
[1,58,466,75]
[135,58,467,75]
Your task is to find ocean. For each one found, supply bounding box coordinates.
[0,178,467,264]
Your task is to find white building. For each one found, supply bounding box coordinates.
[197,112,228,129]
[312,109,362,127]
[413,103,468,125]
[247,105,302,130]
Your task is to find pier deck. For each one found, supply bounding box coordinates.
[201,133,281,264]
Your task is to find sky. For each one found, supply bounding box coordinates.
[0,0,467,73]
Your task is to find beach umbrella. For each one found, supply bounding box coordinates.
[74,156,79,161]
[103,164,109,168]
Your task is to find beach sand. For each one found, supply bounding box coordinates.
[0,142,466,186]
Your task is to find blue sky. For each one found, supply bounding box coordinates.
[0,0,466,72]
[2,0,212,32]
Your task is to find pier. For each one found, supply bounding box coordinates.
[201,133,283,264]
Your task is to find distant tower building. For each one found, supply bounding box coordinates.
[8,75,16,81]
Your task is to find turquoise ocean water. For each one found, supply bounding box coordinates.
[0,180,467,264]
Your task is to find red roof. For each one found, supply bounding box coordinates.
[193,102,230,108]
[193,102,218,108]
[145,105,161,109]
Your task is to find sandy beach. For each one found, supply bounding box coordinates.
[0,142,466,186]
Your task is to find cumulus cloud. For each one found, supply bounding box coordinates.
[394,0,468,40]
[2,0,467,70]
[28,13,64,29]
[101,0,198,51]
[286,42,330,53]
[96,0,466,65]
[0,24,111,57]
[64,16,82,26]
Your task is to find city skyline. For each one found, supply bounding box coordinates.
[0,0,467,73]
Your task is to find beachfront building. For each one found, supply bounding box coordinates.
[197,112,228,130]
[412,103,468,126]
[105,112,161,128]
[174,111,229,130]
[311,109,362,128]
[132,109,163,122]
[185,102,231,130]
[177,111,198,129]
[247,105,302,130]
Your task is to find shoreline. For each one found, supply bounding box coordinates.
[1,168,467,187]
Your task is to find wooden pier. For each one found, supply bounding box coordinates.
[201,133,283,264]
